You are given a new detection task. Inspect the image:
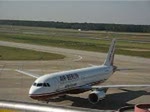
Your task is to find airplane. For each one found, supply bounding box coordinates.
[16,39,150,104]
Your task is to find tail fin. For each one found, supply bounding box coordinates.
[103,38,116,66]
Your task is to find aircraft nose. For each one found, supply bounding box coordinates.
[29,86,39,99]
[29,86,35,95]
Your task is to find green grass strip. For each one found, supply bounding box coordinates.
[0,45,65,60]
[0,26,149,58]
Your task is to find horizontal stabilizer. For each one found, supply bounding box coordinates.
[116,68,135,71]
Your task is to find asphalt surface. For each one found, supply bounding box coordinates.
[0,41,150,111]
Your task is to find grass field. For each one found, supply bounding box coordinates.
[0,25,149,58]
[0,45,65,60]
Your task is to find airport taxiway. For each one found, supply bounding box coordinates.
[0,41,150,110]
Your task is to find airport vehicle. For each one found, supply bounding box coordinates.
[16,39,150,104]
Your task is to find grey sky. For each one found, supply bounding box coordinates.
[0,1,150,25]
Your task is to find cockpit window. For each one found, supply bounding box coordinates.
[33,83,36,86]
[43,83,47,87]
[47,83,50,87]
[33,83,50,87]
[37,83,43,87]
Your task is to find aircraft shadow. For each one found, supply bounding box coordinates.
[49,89,150,110]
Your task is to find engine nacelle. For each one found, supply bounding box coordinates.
[88,90,106,104]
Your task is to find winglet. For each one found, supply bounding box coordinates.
[103,38,116,66]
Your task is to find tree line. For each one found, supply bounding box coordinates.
[0,20,150,33]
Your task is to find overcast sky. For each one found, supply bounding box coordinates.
[0,1,150,25]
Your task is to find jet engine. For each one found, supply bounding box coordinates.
[88,90,106,104]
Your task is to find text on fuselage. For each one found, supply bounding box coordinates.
[59,73,79,81]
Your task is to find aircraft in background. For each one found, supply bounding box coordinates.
[16,39,150,104]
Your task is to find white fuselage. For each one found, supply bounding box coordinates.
[29,65,114,101]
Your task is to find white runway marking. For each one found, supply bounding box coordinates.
[0,68,42,71]
[73,55,83,62]
[0,68,12,71]
[88,64,96,67]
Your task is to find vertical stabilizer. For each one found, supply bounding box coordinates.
[103,39,116,66]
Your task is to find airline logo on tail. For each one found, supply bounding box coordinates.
[104,39,116,66]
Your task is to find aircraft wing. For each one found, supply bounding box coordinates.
[91,84,150,90]
[15,69,40,78]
